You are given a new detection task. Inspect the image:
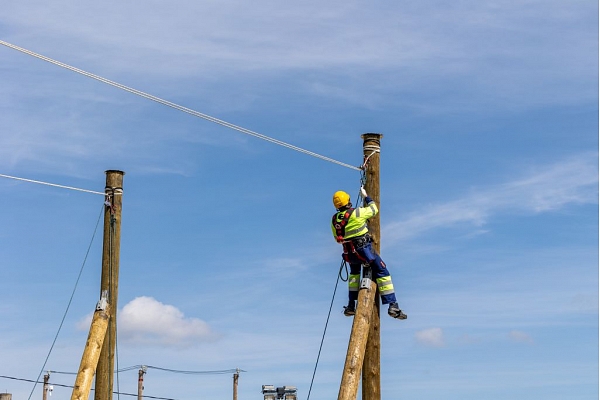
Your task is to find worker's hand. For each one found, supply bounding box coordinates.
[360,186,368,198]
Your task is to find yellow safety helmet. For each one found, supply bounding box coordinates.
[333,191,351,209]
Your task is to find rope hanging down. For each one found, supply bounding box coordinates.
[0,40,361,171]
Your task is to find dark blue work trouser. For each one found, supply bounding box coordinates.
[343,241,397,305]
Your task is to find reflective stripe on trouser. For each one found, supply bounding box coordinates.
[344,242,397,305]
[376,276,394,297]
[348,274,360,295]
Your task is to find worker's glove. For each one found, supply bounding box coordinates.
[360,186,368,198]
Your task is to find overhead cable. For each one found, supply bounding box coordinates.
[0,40,361,171]
[144,365,243,375]
[0,375,178,400]
[0,173,105,195]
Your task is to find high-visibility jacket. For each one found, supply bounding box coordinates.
[331,198,378,241]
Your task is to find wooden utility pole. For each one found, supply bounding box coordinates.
[43,373,50,400]
[337,134,383,400]
[138,366,146,400]
[95,170,125,400]
[233,368,240,400]
[361,133,382,400]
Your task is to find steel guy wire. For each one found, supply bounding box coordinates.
[27,203,105,400]
[0,40,361,171]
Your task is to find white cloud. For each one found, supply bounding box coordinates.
[508,330,534,344]
[415,327,445,347]
[119,296,219,346]
[384,153,598,243]
[78,296,219,347]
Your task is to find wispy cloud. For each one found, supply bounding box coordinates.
[384,153,598,243]
[415,327,445,347]
[2,1,594,110]
[508,330,534,344]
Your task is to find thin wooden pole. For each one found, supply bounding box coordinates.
[137,367,146,400]
[71,294,111,400]
[337,276,377,400]
[43,373,50,400]
[95,170,124,400]
[233,369,239,400]
[361,133,383,400]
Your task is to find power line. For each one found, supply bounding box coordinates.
[0,40,361,172]
[144,365,244,375]
[0,375,178,400]
[48,366,245,375]
[0,173,106,195]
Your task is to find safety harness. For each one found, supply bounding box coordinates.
[332,208,355,243]
[333,208,371,264]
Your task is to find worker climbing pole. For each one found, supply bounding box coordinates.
[336,134,406,400]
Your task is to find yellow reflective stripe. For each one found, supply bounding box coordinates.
[349,274,360,290]
[369,204,376,215]
[345,224,367,237]
[378,284,395,295]
[376,276,392,284]
[376,276,394,294]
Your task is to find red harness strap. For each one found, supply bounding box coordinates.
[333,208,369,263]
[332,208,355,243]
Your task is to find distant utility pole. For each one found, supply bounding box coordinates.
[43,373,50,400]
[233,368,240,400]
[138,366,147,400]
[337,134,383,400]
[95,170,125,400]
[361,133,382,400]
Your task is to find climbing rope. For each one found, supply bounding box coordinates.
[27,203,104,400]
[361,148,380,170]
[306,260,346,400]
[0,40,361,171]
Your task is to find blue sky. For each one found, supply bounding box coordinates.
[0,1,597,399]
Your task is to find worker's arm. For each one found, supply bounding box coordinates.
[356,186,378,220]
[360,197,378,219]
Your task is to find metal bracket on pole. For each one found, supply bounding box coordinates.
[360,267,373,290]
[96,290,109,311]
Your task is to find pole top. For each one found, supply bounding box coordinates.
[105,170,125,176]
[361,133,383,140]
[361,133,382,153]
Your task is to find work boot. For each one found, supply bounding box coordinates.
[343,302,356,317]
[388,302,407,320]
